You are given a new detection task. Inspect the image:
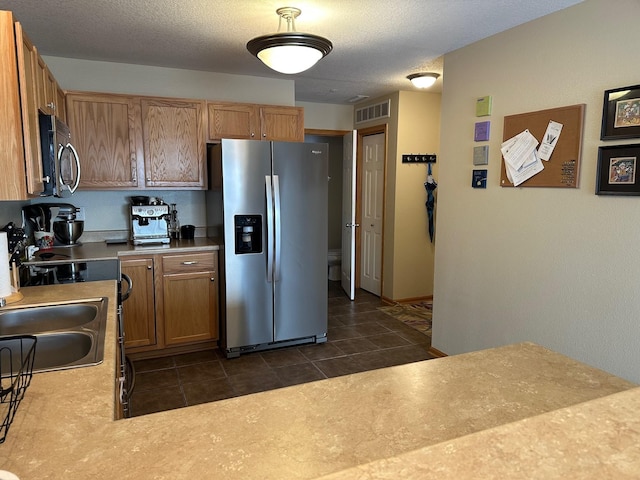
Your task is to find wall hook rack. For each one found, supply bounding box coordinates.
[402,153,437,164]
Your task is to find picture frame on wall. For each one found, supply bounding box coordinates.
[596,144,640,195]
[601,84,640,140]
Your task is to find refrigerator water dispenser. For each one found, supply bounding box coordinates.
[234,215,262,254]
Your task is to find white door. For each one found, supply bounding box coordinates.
[360,133,384,296]
[341,130,357,300]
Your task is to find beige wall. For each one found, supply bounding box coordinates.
[297,101,353,131]
[393,91,440,299]
[433,0,640,382]
[44,57,296,105]
[356,90,441,301]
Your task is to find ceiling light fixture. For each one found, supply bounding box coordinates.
[407,72,440,89]
[247,7,333,75]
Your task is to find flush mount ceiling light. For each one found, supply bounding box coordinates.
[407,72,440,89]
[246,7,333,75]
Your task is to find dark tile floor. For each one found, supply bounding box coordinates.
[129,281,433,417]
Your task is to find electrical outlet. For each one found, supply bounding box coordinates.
[75,207,86,221]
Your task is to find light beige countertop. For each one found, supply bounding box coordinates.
[0,284,637,479]
[318,386,640,479]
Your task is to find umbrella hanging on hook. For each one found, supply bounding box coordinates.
[424,162,437,243]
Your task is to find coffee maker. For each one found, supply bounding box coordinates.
[130,203,170,245]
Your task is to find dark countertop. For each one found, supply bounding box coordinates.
[23,237,221,266]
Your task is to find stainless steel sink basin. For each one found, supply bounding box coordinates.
[0,298,108,373]
[0,303,98,335]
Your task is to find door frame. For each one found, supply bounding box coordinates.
[305,125,388,295]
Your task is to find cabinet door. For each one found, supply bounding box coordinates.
[35,54,58,115]
[121,257,157,350]
[14,22,44,195]
[260,106,304,142]
[141,98,206,188]
[207,103,257,141]
[162,251,218,346]
[66,93,142,188]
[55,84,66,122]
[0,12,29,200]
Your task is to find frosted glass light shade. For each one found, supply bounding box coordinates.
[257,44,323,74]
[248,32,333,75]
[407,72,440,88]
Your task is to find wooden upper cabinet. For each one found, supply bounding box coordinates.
[35,53,60,116]
[207,102,304,142]
[207,103,257,140]
[0,11,46,200]
[66,92,143,189]
[14,22,44,195]
[260,106,304,142]
[55,84,66,122]
[141,98,206,188]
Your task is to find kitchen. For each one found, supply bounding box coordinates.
[3,0,640,477]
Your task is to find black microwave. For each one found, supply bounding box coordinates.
[39,113,81,197]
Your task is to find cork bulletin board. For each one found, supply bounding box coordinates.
[500,104,585,187]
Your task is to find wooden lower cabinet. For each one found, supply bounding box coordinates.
[121,256,156,349]
[121,250,219,355]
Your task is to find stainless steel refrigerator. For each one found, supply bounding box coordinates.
[212,139,328,358]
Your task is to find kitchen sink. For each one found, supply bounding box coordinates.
[0,303,99,335]
[0,298,108,373]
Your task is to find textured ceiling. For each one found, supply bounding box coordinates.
[0,0,583,104]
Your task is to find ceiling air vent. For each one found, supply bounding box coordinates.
[355,100,391,124]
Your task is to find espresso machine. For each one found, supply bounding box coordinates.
[130,204,170,245]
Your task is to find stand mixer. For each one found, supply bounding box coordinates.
[22,203,84,247]
[52,205,84,246]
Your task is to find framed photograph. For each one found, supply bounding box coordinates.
[596,144,640,195]
[474,121,490,141]
[601,84,640,140]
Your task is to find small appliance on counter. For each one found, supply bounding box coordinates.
[52,205,84,246]
[130,197,170,245]
[22,203,84,248]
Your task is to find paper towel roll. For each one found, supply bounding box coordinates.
[0,232,12,297]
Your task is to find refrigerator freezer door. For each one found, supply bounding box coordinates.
[221,139,273,350]
[272,142,328,342]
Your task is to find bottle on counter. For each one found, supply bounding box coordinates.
[169,204,180,239]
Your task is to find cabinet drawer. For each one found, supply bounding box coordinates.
[162,252,216,274]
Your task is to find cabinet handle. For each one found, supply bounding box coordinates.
[182,261,198,265]
[251,132,255,137]
[262,133,266,137]
[47,102,55,110]
[147,265,152,270]
[210,277,215,282]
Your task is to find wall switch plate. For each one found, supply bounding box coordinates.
[472,169,488,188]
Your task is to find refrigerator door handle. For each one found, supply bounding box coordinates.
[273,174,281,282]
[265,175,274,282]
